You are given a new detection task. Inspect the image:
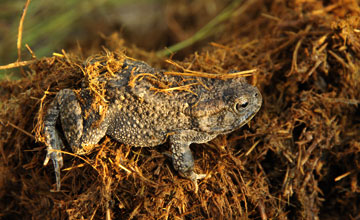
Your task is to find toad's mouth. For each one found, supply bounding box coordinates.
[234,112,258,132]
[205,109,260,135]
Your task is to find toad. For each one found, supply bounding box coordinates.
[43,57,262,191]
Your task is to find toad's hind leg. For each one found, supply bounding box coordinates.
[43,89,84,191]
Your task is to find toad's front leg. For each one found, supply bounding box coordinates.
[169,133,207,192]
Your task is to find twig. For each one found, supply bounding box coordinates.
[165,59,256,79]
[2,120,35,139]
[17,0,31,76]
[164,70,256,79]
[0,60,36,70]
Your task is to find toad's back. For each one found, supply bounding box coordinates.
[103,59,235,147]
[104,59,202,146]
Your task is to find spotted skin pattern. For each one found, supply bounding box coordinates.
[43,59,262,191]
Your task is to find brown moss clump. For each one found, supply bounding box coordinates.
[1,1,360,219]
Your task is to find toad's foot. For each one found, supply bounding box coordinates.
[187,171,207,193]
[43,129,64,191]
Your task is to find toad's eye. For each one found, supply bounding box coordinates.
[234,101,248,113]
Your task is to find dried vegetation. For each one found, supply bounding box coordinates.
[1,0,359,219]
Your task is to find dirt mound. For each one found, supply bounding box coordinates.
[1,1,359,219]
